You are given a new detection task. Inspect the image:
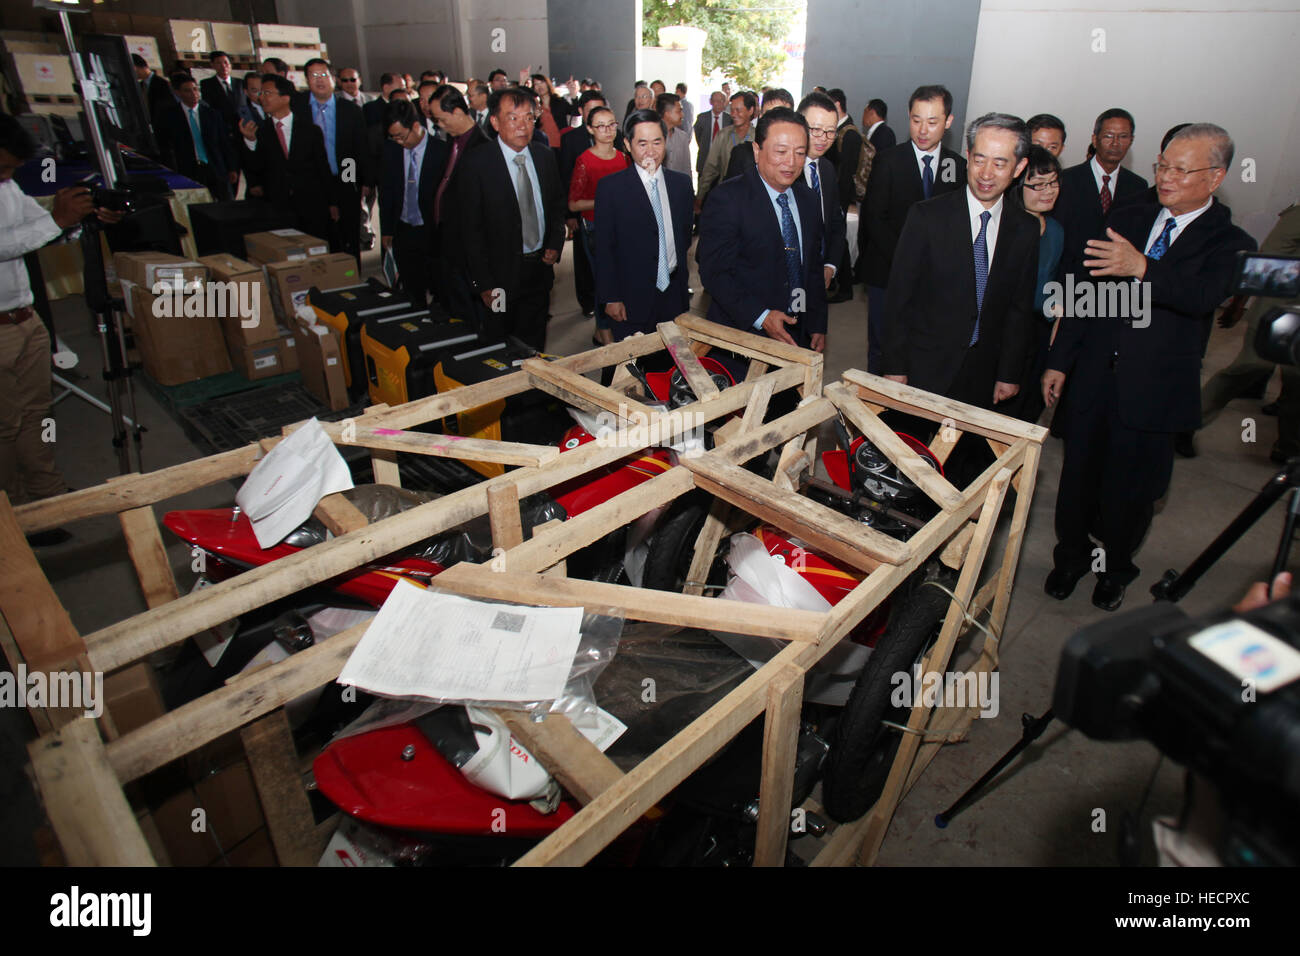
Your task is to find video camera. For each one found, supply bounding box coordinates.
[1053,594,1300,864]
[1233,250,1300,366]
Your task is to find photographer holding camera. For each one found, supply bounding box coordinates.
[0,114,120,546]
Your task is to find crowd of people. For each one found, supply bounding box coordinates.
[4,54,1293,617]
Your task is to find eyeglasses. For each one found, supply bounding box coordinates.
[1023,178,1060,191]
[808,127,837,139]
[1153,162,1220,179]
[500,112,536,126]
[1097,131,1132,143]
[591,123,617,131]
[306,71,330,80]
[339,77,358,83]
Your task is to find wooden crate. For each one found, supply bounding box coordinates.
[7,317,1045,867]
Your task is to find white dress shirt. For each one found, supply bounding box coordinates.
[912,140,942,185]
[1143,199,1213,256]
[635,162,676,274]
[499,137,546,253]
[866,119,884,142]
[245,110,293,151]
[966,187,1004,268]
[1090,155,1121,197]
[0,180,64,310]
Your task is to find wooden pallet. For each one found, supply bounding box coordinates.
[6,316,1046,867]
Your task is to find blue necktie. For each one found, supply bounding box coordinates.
[809,160,820,198]
[1146,217,1177,261]
[315,100,338,175]
[777,192,802,314]
[971,210,990,346]
[648,176,670,291]
[922,154,934,199]
[188,109,208,165]
[404,149,422,226]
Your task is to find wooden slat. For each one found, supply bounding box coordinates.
[434,564,824,642]
[684,456,907,570]
[675,313,818,366]
[753,665,804,866]
[826,382,963,509]
[300,419,560,468]
[14,443,265,533]
[523,357,659,422]
[744,359,770,382]
[739,378,775,434]
[710,395,833,467]
[119,505,182,609]
[28,718,156,866]
[240,709,335,866]
[658,321,720,400]
[370,448,401,487]
[312,493,370,536]
[682,498,732,597]
[486,483,524,551]
[556,329,669,375]
[498,712,624,805]
[842,369,1050,444]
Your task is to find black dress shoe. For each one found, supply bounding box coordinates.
[1044,567,1086,600]
[1174,432,1196,458]
[1092,577,1126,611]
[26,528,72,548]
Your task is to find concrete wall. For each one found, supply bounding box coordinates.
[803,0,984,153]
[546,0,639,106]
[966,0,1300,239]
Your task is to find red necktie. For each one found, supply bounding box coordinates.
[276,120,288,158]
[712,114,719,139]
[1099,174,1112,214]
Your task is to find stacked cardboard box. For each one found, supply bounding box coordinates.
[199,253,297,381]
[114,251,232,386]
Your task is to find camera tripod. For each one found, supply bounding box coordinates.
[933,454,1300,830]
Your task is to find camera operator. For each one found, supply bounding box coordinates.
[0,114,120,547]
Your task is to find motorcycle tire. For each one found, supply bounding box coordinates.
[641,495,724,594]
[821,563,959,824]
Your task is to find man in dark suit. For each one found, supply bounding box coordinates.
[593,109,694,341]
[199,51,242,169]
[882,113,1038,410]
[1026,113,1065,158]
[693,91,731,182]
[727,89,793,177]
[379,99,447,308]
[428,84,490,320]
[238,74,339,244]
[157,75,237,201]
[239,72,267,125]
[1054,108,1147,282]
[697,108,827,353]
[862,98,896,153]
[859,84,967,373]
[797,92,847,301]
[454,87,566,349]
[132,55,172,133]
[295,58,372,262]
[822,88,863,302]
[1042,124,1255,611]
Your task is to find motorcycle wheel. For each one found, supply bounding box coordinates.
[641,496,727,593]
[821,563,960,824]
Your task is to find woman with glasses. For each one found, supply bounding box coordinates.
[569,105,629,345]
[1011,145,1065,422]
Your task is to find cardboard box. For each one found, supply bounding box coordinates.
[243,229,330,266]
[123,281,232,386]
[224,828,276,867]
[195,762,264,850]
[278,324,299,372]
[295,316,348,410]
[10,53,75,99]
[227,338,285,380]
[151,787,221,867]
[209,21,254,57]
[113,251,206,291]
[253,23,321,46]
[124,35,163,72]
[263,253,359,324]
[167,19,213,59]
[255,44,321,69]
[103,663,165,737]
[199,253,278,348]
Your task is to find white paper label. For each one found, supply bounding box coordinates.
[1189,620,1300,694]
[270,228,305,237]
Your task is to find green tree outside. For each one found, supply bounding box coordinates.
[641,0,800,92]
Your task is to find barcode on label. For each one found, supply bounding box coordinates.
[491,611,526,633]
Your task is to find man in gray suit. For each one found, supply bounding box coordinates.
[692,91,731,182]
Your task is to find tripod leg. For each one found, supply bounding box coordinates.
[935,710,1054,828]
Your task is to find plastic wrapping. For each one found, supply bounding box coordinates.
[713,533,872,706]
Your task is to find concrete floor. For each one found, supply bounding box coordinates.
[2,226,1287,866]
